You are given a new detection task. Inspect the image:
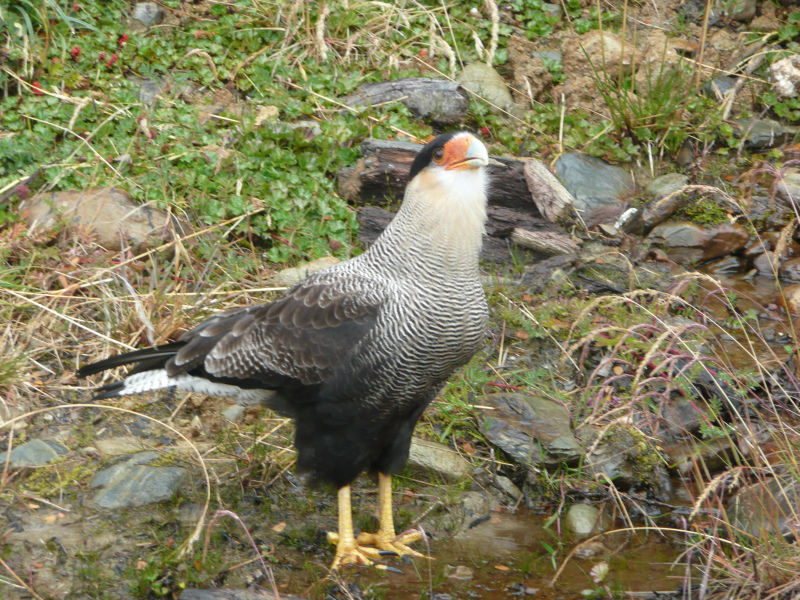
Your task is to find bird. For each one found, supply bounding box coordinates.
[76,130,491,571]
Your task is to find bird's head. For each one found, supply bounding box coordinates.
[401,132,490,243]
[408,131,490,181]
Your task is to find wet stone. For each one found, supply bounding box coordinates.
[445,565,474,581]
[623,173,690,235]
[704,256,742,275]
[583,425,672,501]
[666,438,738,475]
[733,118,800,150]
[90,452,189,508]
[780,257,800,282]
[646,222,750,264]
[408,438,470,482]
[554,153,634,214]
[0,439,68,468]
[704,76,736,99]
[754,252,776,277]
[778,283,800,314]
[479,392,581,470]
[775,170,800,205]
[727,473,800,540]
[565,503,601,539]
[445,491,492,535]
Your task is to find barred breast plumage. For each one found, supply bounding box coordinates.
[75,131,491,571]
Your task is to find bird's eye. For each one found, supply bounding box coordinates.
[432,147,445,163]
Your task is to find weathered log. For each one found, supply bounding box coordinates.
[338,138,545,216]
[522,160,574,224]
[509,228,580,256]
[340,78,469,126]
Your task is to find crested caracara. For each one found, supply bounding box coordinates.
[76,131,490,570]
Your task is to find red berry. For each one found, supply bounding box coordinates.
[51,57,58,64]
[32,82,45,96]
[118,34,129,46]
[105,53,118,68]
[71,46,81,61]
[14,184,31,200]
[98,51,106,61]
[480,126,490,138]
[73,3,80,10]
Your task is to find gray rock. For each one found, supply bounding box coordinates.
[703,76,736,100]
[623,173,690,235]
[646,222,750,264]
[90,452,188,508]
[775,170,800,205]
[456,63,516,114]
[541,3,563,17]
[221,404,247,423]
[732,119,800,150]
[444,491,492,535]
[660,399,707,436]
[479,392,581,470]
[132,2,164,27]
[0,439,68,468]
[724,0,756,22]
[646,173,689,200]
[754,252,776,277]
[408,438,470,482]
[565,503,601,538]
[272,256,340,287]
[780,257,800,282]
[554,153,634,215]
[20,187,193,254]
[584,425,672,501]
[445,565,474,581]
[726,473,800,540]
[128,76,164,105]
[704,256,742,275]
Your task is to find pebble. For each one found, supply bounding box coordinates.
[90,452,189,508]
[0,439,68,468]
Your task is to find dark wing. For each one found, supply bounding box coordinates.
[164,271,387,386]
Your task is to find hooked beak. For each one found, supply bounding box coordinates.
[444,135,490,171]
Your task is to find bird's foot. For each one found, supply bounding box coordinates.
[355,528,428,559]
[327,532,402,572]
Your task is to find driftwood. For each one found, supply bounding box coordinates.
[522,160,574,224]
[338,138,557,216]
[340,78,469,126]
[509,228,580,256]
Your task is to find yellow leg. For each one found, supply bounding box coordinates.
[327,485,386,571]
[355,472,426,559]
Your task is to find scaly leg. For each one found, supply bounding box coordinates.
[355,472,426,559]
[328,485,386,571]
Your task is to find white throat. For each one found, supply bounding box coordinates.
[372,165,488,273]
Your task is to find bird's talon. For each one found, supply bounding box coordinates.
[378,549,399,557]
[385,565,404,574]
